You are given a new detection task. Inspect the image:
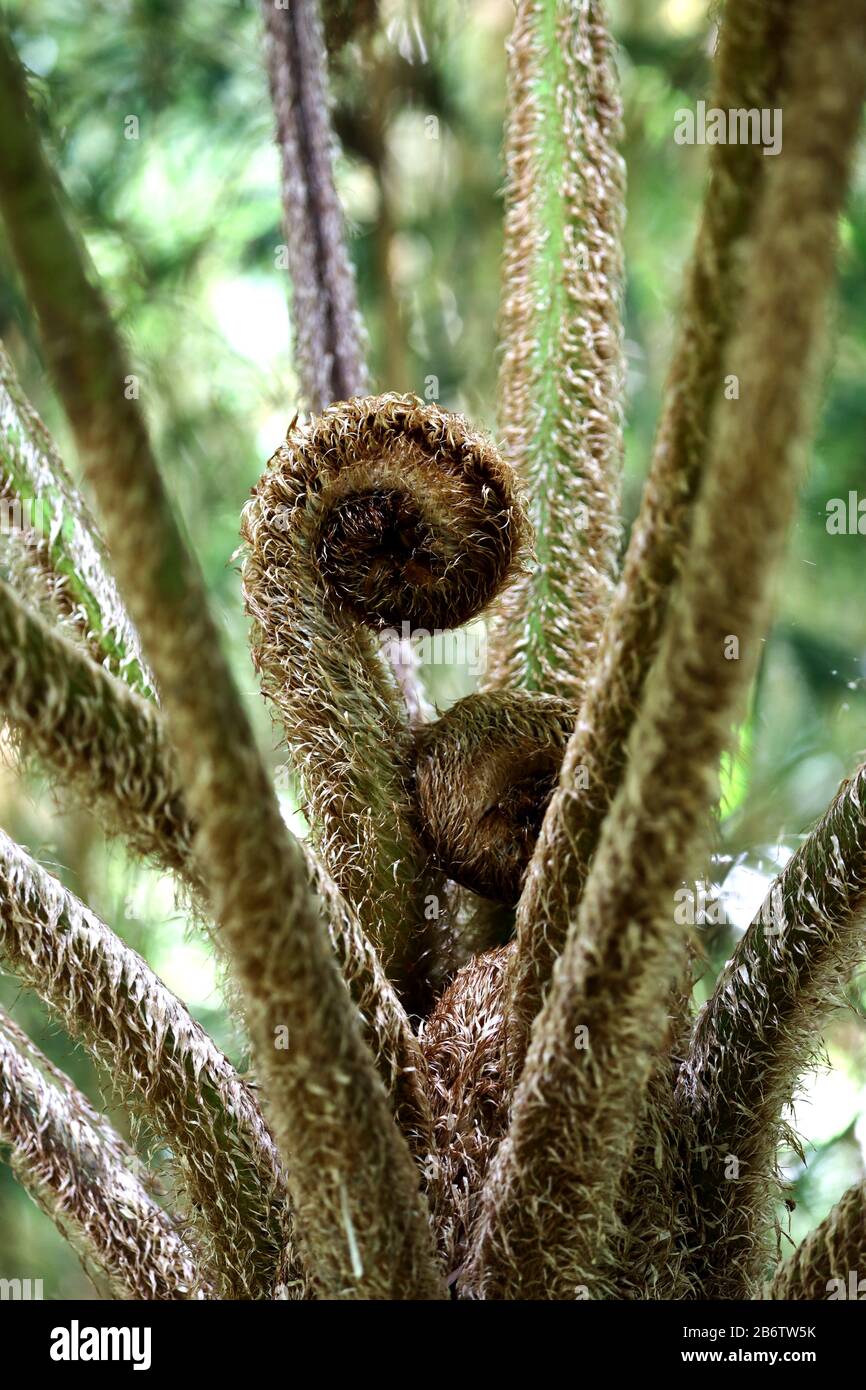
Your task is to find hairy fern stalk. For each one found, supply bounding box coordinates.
[0,0,865,1307]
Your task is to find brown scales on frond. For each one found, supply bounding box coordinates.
[241,393,530,996]
[2,0,866,1306]
[414,690,576,903]
[420,944,510,1280]
[262,393,530,633]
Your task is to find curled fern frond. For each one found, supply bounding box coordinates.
[414,691,575,903]
[311,853,437,1164]
[0,1007,208,1300]
[251,395,528,632]
[242,393,529,985]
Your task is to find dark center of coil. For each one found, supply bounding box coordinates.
[316,488,442,628]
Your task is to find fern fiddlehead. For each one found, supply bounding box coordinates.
[414,690,575,904]
[242,392,531,998]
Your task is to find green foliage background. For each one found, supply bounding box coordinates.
[0,0,864,1296]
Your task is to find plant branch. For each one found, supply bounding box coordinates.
[0,30,445,1299]
[482,0,625,705]
[0,1006,208,1300]
[0,340,155,698]
[504,0,799,1070]
[0,830,298,1298]
[678,763,866,1297]
[261,0,367,411]
[464,0,866,1297]
[0,576,196,877]
[763,1181,866,1300]
[0,574,436,1160]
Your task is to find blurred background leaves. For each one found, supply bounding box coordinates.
[0,0,864,1292]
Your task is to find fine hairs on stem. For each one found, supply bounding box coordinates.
[0,30,446,1301]
[0,1007,208,1300]
[0,0,865,1306]
[464,0,866,1299]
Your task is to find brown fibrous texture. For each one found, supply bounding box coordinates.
[0,1007,208,1300]
[414,690,576,903]
[261,0,434,724]
[420,944,510,1280]
[242,392,529,990]
[463,0,865,1299]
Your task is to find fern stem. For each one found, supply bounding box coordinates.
[0,34,445,1298]
[0,340,154,698]
[0,832,297,1298]
[464,0,866,1297]
[413,689,574,903]
[419,944,511,1279]
[0,574,435,1160]
[483,0,625,705]
[763,1182,866,1300]
[0,1007,208,1300]
[261,0,367,410]
[0,577,195,876]
[505,0,798,1069]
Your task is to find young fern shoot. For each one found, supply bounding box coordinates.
[241,393,530,1000]
[505,0,797,1067]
